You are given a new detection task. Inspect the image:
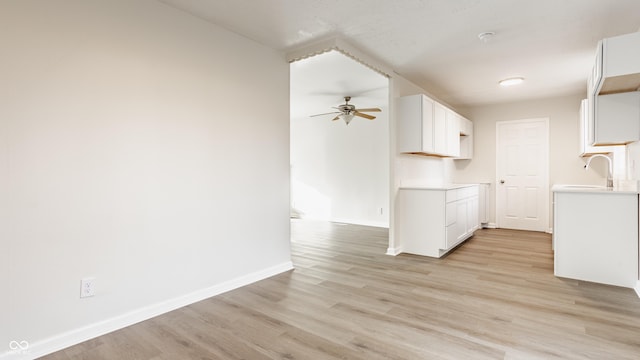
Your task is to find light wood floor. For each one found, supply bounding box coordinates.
[43,220,640,359]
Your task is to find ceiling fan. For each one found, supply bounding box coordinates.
[310,96,381,125]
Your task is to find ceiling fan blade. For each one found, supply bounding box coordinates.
[310,111,340,117]
[355,108,381,112]
[354,111,376,120]
[332,115,341,121]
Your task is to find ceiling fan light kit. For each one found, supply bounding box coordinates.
[310,96,381,125]
[338,113,355,125]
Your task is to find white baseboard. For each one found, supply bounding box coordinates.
[482,223,497,229]
[3,261,294,360]
[635,281,640,299]
[386,246,402,256]
[331,217,389,228]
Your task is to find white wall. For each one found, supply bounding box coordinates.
[387,75,456,254]
[291,102,390,228]
[1,1,291,358]
[454,94,609,226]
[626,142,640,180]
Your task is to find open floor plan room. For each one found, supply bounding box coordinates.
[43,220,640,359]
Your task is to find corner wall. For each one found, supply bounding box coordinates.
[1,1,291,358]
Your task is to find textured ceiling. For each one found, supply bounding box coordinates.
[159,0,640,108]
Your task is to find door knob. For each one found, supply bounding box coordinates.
[500,179,505,184]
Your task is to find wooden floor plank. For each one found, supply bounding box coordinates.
[41,221,640,359]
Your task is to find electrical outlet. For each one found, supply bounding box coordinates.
[80,278,95,298]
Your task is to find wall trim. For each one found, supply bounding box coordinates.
[286,37,393,79]
[482,223,497,229]
[3,262,294,360]
[331,217,389,229]
[386,246,402,256]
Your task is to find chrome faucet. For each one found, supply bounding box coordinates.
[584,154,613,188]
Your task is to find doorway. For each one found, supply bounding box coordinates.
[496,118,549,232]
[289,50,390,228]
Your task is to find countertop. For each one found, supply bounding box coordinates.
[552,183,640,194]
[399,183,479,191]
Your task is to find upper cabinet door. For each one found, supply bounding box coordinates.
[398,94,429,153]
[579,98,618,155]
[445,109,460,157]
[433,102,447,154]
[421,95,435,153]
[593,92,640,145]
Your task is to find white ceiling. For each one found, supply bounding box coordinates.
[289,50,388,120]
[159,0,640,108]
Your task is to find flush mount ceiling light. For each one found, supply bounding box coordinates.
[477,31,495,43]
[499,77,525,86]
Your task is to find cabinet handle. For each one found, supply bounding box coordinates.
[500,179,505,184]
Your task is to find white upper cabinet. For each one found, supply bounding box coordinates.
[397,94,435,153]
[591,31,640,96]
[445,109,460,157]
[397,94,470,158]
[457,117,473,160]
[433,101,447,154]
[588,32,640,146]
[592,92,640,145]
[579,99,618,155]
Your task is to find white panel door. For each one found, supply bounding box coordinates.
[496,119,549,232]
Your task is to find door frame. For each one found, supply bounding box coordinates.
[495,118,550,232]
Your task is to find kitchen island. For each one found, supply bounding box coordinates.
[552,184,638,288]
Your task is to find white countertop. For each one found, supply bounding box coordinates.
[399,183,479,191]
[552,184,640,194]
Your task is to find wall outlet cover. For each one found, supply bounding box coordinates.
[80,278,96,298]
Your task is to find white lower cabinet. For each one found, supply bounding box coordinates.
[478,183,490,225]
[398,185,480,258]
[553,189,638,288]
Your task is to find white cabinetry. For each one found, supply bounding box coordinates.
[592,92,640,145]
[445,109,460,157]
[433,101,447,154]
[398,94,437,154]
[398,94,468,157]
[591,31,640,96]
[479,183,489,225]
[397,185,479,258]
[587,31,640,146]
[553,188,638,288]
[578,99,617,155]
[458,117,473,160]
